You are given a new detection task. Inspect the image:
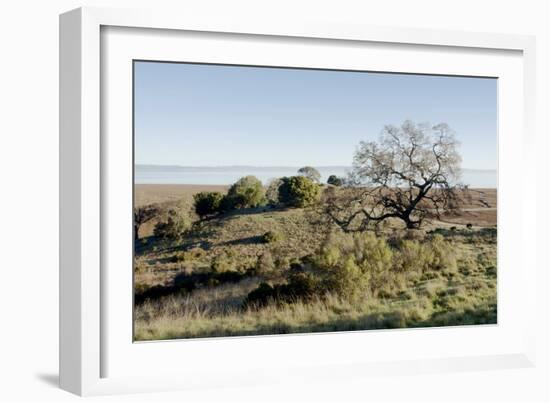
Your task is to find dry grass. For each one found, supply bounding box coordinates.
[135,272,496,340]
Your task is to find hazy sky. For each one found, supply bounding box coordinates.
[134,61,497,170]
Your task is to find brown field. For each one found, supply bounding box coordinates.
[136,184,497,227]
[135,184,229,207]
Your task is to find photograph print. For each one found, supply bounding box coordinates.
[133,61,497,341]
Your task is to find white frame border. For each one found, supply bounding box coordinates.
[59,6,537,396]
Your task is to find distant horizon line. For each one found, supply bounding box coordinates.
[135,164,497,172]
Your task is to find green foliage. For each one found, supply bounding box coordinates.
[265,178,283,205]
[193,191,224,218]
[224,175,265,209]
[327,175,343,186]
[153,208,191,240]
[261,230,284,244]
[394,240,434,274]
[282,272,323,301]
[394,234,456,274]
[313,232,394,299]
[297,166,321,183]
[278,176,321,208]
[429,234,457,271]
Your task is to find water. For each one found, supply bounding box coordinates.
[135,165,497,188]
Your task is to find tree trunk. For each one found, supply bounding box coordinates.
[402,213,420,229]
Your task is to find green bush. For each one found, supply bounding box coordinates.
[312,232,394,299]
[193,191,224,218]
[278,176,321,208]
[282,272,322,301]
[265,178,283,206]
[394,234,456,274]
[224,175,265,209]
[327,175,343,186]
[153,208,191,240]
[394,240,434,274]
[429,234,457,271]
[243,282,277,307]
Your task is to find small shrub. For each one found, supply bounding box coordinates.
[394,240,433,276]
[153,208,191,240]
[278,176,321,208]
[274,256,292,271]
[312,232,393,299]
[243,282,276,307]
[466,223,473,229]
[243,272,322,308]
[211,254,236,273]
[262,230,284,244]
[282,272,322,301]
[429,234,457,271]
[265,178,283,206]
[193,191,224,218]
[327,175,343,186]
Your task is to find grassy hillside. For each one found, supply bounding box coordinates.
[133,185,497,341]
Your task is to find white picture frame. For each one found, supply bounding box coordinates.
[59,6,537,396]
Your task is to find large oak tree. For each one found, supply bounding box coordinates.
[323,120,464,230]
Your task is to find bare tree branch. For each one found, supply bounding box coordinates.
[321,120,463,230]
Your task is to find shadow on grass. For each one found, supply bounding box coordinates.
[429,227,497,240]
[218,235,264,246]
[135,270,249,305]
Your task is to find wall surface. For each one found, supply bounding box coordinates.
[0,0,548,401]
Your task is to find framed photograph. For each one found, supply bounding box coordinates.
[60,7,537,396]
